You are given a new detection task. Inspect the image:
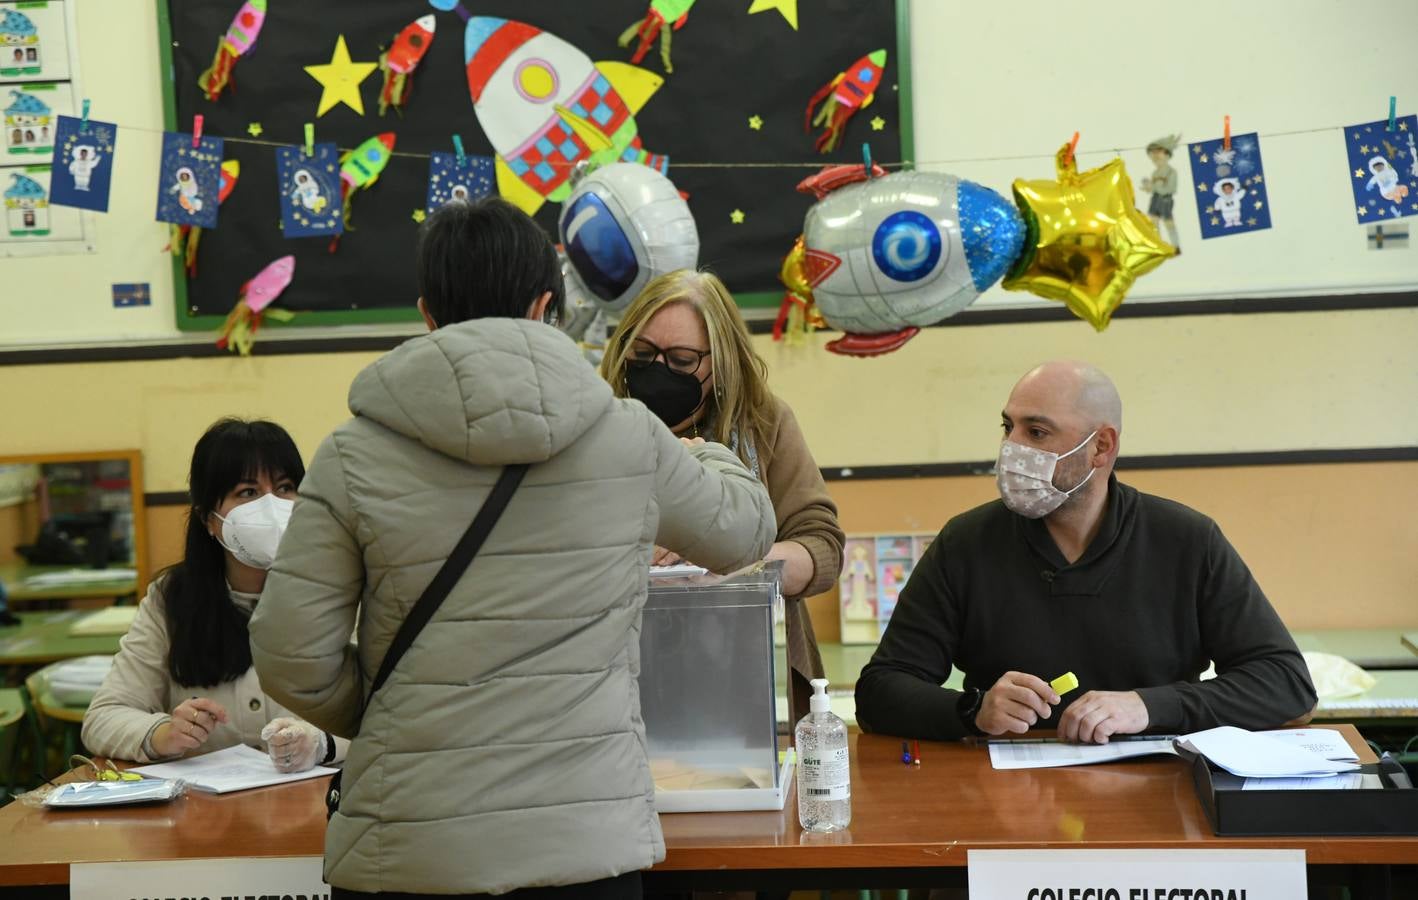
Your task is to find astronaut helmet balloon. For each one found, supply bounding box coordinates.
[558,162,699,315]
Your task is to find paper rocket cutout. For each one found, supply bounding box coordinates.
[378,15,436,116]
[199,0,267,101]
[805,49,886,153]
[218,255,297,355]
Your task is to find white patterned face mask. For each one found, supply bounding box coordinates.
[995,431,1098,519]
[213,493,293,570]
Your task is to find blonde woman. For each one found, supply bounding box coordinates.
[601,270,844,723]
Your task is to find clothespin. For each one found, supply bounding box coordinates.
[80,98,90,134]
[304,123,314,157]
[1223,115,1231,152]
[861,142,873,179]
[1388,96,1398,132]
[192,114,204,149]
[453,134,466,168]
[1064,131,1080,166]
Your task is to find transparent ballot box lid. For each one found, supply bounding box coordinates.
[639,560,794,813]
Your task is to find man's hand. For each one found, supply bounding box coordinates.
[975,672,1060,735]
[1057,690,1149,744]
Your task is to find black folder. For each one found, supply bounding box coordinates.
[1184,749,1418,836]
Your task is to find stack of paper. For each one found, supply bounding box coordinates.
[988,738,1178,770]
[24,568,137,586]
[1177,726,1360,778]
[68,605,139,636]
[649,564,708,578]
[1256,728,1360,763]
[130,744,336,794]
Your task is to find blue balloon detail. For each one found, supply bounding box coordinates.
[562,193,640,304]
[871,211,941,282]
[957,179,1026,292]
[428,0,461,11]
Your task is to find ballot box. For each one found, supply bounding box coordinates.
[639,560,794,813]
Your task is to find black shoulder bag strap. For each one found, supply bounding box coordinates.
[326,463,528,818]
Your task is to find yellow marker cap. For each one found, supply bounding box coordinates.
[1050,671,1079,696]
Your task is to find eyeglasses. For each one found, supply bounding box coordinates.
[626,338,710,375]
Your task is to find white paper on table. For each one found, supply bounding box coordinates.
[987,739,1178,770]
[1257,727,1361,762]
[1241,773,1364,791]
[1178,726,1359,778]
[649,564,708,578]
[130,744,336,794]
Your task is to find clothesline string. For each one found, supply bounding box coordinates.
[91,119,1362,169]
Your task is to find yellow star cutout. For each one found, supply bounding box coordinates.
[730,209,746,224]
[1253,174,1263,184]
[870,116,886,131]
[305,35,377,117]
[748,115,763,130]
[1246,217,1257,227]
[411,209,427,224]
[747,0,798,31]
[1254,200,1264,210]
[1355,169,1365,178]
[1197,182,1208,193]
[1360,144,1371,154]
[1400,121,1409,132]
[1199,154,1208,163]
[247,122,263,137]
[1357,206,1368,216]
[1205,206,1214,214]
[1210,216,1220,226]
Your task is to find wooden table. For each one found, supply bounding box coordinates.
[0,563,137,605]
[0,725,1410,895]
[0,611,124,668]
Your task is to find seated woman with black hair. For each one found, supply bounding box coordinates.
[82,418,346,772]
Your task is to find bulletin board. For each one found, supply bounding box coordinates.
[159,0,914,332]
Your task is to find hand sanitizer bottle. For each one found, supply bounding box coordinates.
[795,678,850,832]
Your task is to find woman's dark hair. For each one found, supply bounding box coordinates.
[160,418,304,687]
[416,196,566,327]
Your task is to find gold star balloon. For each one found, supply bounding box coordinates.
[1002,143,1176,330]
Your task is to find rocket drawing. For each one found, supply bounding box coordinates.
[428,0,668,216]
[379,15,436,116]
[329,132,396,251]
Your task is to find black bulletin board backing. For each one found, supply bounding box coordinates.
[160,0,912,331]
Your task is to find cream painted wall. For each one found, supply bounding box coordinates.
[0,0,177,345]
[3,307,1416,492]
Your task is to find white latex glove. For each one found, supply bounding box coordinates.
[261,717,325,773]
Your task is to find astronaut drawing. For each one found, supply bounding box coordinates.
[1213,177,1246,228]
[1366,156,1409,217]
[289,168,328,214]
[68,144,100,191]
[172,166,203,214]
[450,184,470,203]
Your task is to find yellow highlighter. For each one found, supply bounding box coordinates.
[1050,671,1079,697]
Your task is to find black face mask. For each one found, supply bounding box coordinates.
[625,361,707,429]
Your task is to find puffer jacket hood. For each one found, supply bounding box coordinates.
[349,318,613,466]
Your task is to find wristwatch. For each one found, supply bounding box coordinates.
[957,688,985,736]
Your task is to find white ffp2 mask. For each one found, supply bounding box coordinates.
[214,493,293,570]
[995,431,1098,519]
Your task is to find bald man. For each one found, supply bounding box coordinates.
[855,361,1316,743]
